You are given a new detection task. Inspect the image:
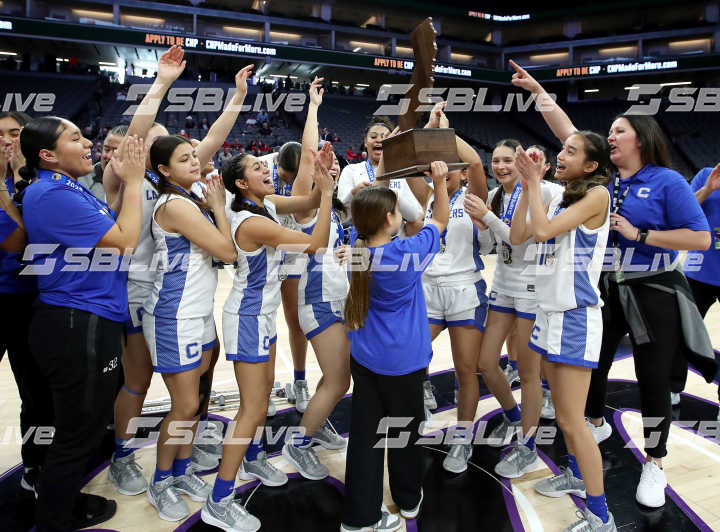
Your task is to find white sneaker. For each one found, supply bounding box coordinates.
[635,460,667,508]
[423,380,437,410]
[400,488,423,519]
[670,392,681,406]
[585,417,612,444]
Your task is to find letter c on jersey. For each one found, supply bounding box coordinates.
[186,342,200,359]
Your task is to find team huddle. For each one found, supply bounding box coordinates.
[1,46,718,532]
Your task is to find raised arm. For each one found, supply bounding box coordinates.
[695,164,720,205]
[510,60,577,143]
[509,188,533,245]
[195,65,254,169]
[292,77,323,199]
[426,161,449,233]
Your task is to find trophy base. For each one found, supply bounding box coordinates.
[379,162,470,180]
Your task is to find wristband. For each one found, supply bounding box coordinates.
[637,229,649,244]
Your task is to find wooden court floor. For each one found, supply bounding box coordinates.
[1,255,719,531]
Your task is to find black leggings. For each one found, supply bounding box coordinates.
[586,273,684,458]
[29,303,122,532]
[0,292,53,469]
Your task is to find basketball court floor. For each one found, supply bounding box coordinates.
[1,255,718,531]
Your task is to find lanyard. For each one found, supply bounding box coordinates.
[500,182,522,225]
[365,160,376,183]
[331,208,345,246]
[167,183,214,224]
[145,169,160,187]
[612,174,631,214]
[4,175,15,195]
[36,169,113,217]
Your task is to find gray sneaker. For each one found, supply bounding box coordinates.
[503,364,519,385]
[238,451,288,487]
[423,380,437,410]
[267,398,277,417]
[283,442,329,480]
[173,472,212,502]
[201,492,261,532]
[189,445,220,473]
[535,466,586,498]
[108,454,147,495]
[147,476,189,522]
[540,388,556,420]
[443,442,473,474]
[195,420,224,457]
[340,505,402,532]
[312,419,346,450]
[561,508,617,532]
[486,415,521,447]
[294,380,311,413]
[494,441,539,478]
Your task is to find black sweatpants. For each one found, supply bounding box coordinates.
[670,276,720,393]
[342,357,425,527]
[29,303,122,532]
[0,292,54,469]
[586,272,683,458]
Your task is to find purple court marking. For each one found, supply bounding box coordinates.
[0,463,22,483]
[612,408,714,532]
[173,473,346,532]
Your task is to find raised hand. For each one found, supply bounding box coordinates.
[706,163,720,192]
[317,140,334,170]
[312,149,335,194]
[234,64,255,98]
[464,192,490,220]
[424,160,448,185]
[309,76,324,107]
[509,59,542,94]
[156,45,186,84]
[110,135,146,186]
[426,101,446,128]
[515,145,542,184]
[204,174,227,213]
[9,139,25,175]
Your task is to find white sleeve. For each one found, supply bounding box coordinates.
[474,223,495,255]
[396,180,423,221]
[337,164,357,206]
[482,211,511,243]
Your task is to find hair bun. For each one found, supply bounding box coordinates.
[17,165,35,182]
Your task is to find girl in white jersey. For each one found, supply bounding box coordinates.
[107,59,255,496]
[200,151,334,532]
[509,133,615,532]
[463,140,562,480]
[337,116,424,237]
[141,135,237,522]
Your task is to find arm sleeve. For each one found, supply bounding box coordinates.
[474,223,494,255]
[0,209,18,243]
[397,182,424,221]
[337,165,356,207]
[35,188,116,248]
[665,175,710,232]
[481,211,511,243]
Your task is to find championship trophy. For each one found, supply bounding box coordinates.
[380,17,469,179]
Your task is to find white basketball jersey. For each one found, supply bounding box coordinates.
[144,194,218,319]
[127,171,160,285]
[423,188,493,285]
[294,209,349,304]
[223,199,283,316]
[536,188,610,312]
[337,160,423,223]
[488,181,564,298]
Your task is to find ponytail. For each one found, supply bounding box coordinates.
[16,116,67,206]
[345,236,372,330]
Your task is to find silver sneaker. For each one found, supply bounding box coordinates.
[267,398,277,417]
[202,492,261,532]
[189,444,220,473]
[535,466,586,498]
[195,420,225,457]
[282,442,329,480]
[238,451,288,487]
[503,364,519,385]
[294,380,311,413]
[561,508,617,532]
[312,419,346,450]
[340,505,402,532]
[540,388,556,420]
[423,380,437,410]
[494,441,539,478]
[108,454,147,495]
[486,415,521,447]
[442,442,473,474]
[147,476,189,522]
[173,472,212,502]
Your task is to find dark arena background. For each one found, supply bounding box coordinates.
[0,1,719,531]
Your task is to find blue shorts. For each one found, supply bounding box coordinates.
[298,299,346,339]
[142,313,217,373]
[223,311,278,363]
[528,306,603,369]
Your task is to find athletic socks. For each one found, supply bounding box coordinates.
[212,476,235,503]
[172,457,192,477]
[245,439,263,462]
[153,467,172,484]
[114,438,134,460]
[523,434,536,451]
[586,493,609,524]
[541,378,550,391]
[294,370,305,382]
[504,405,522,423]
[509,360,518,371]
[568,454,582,480]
